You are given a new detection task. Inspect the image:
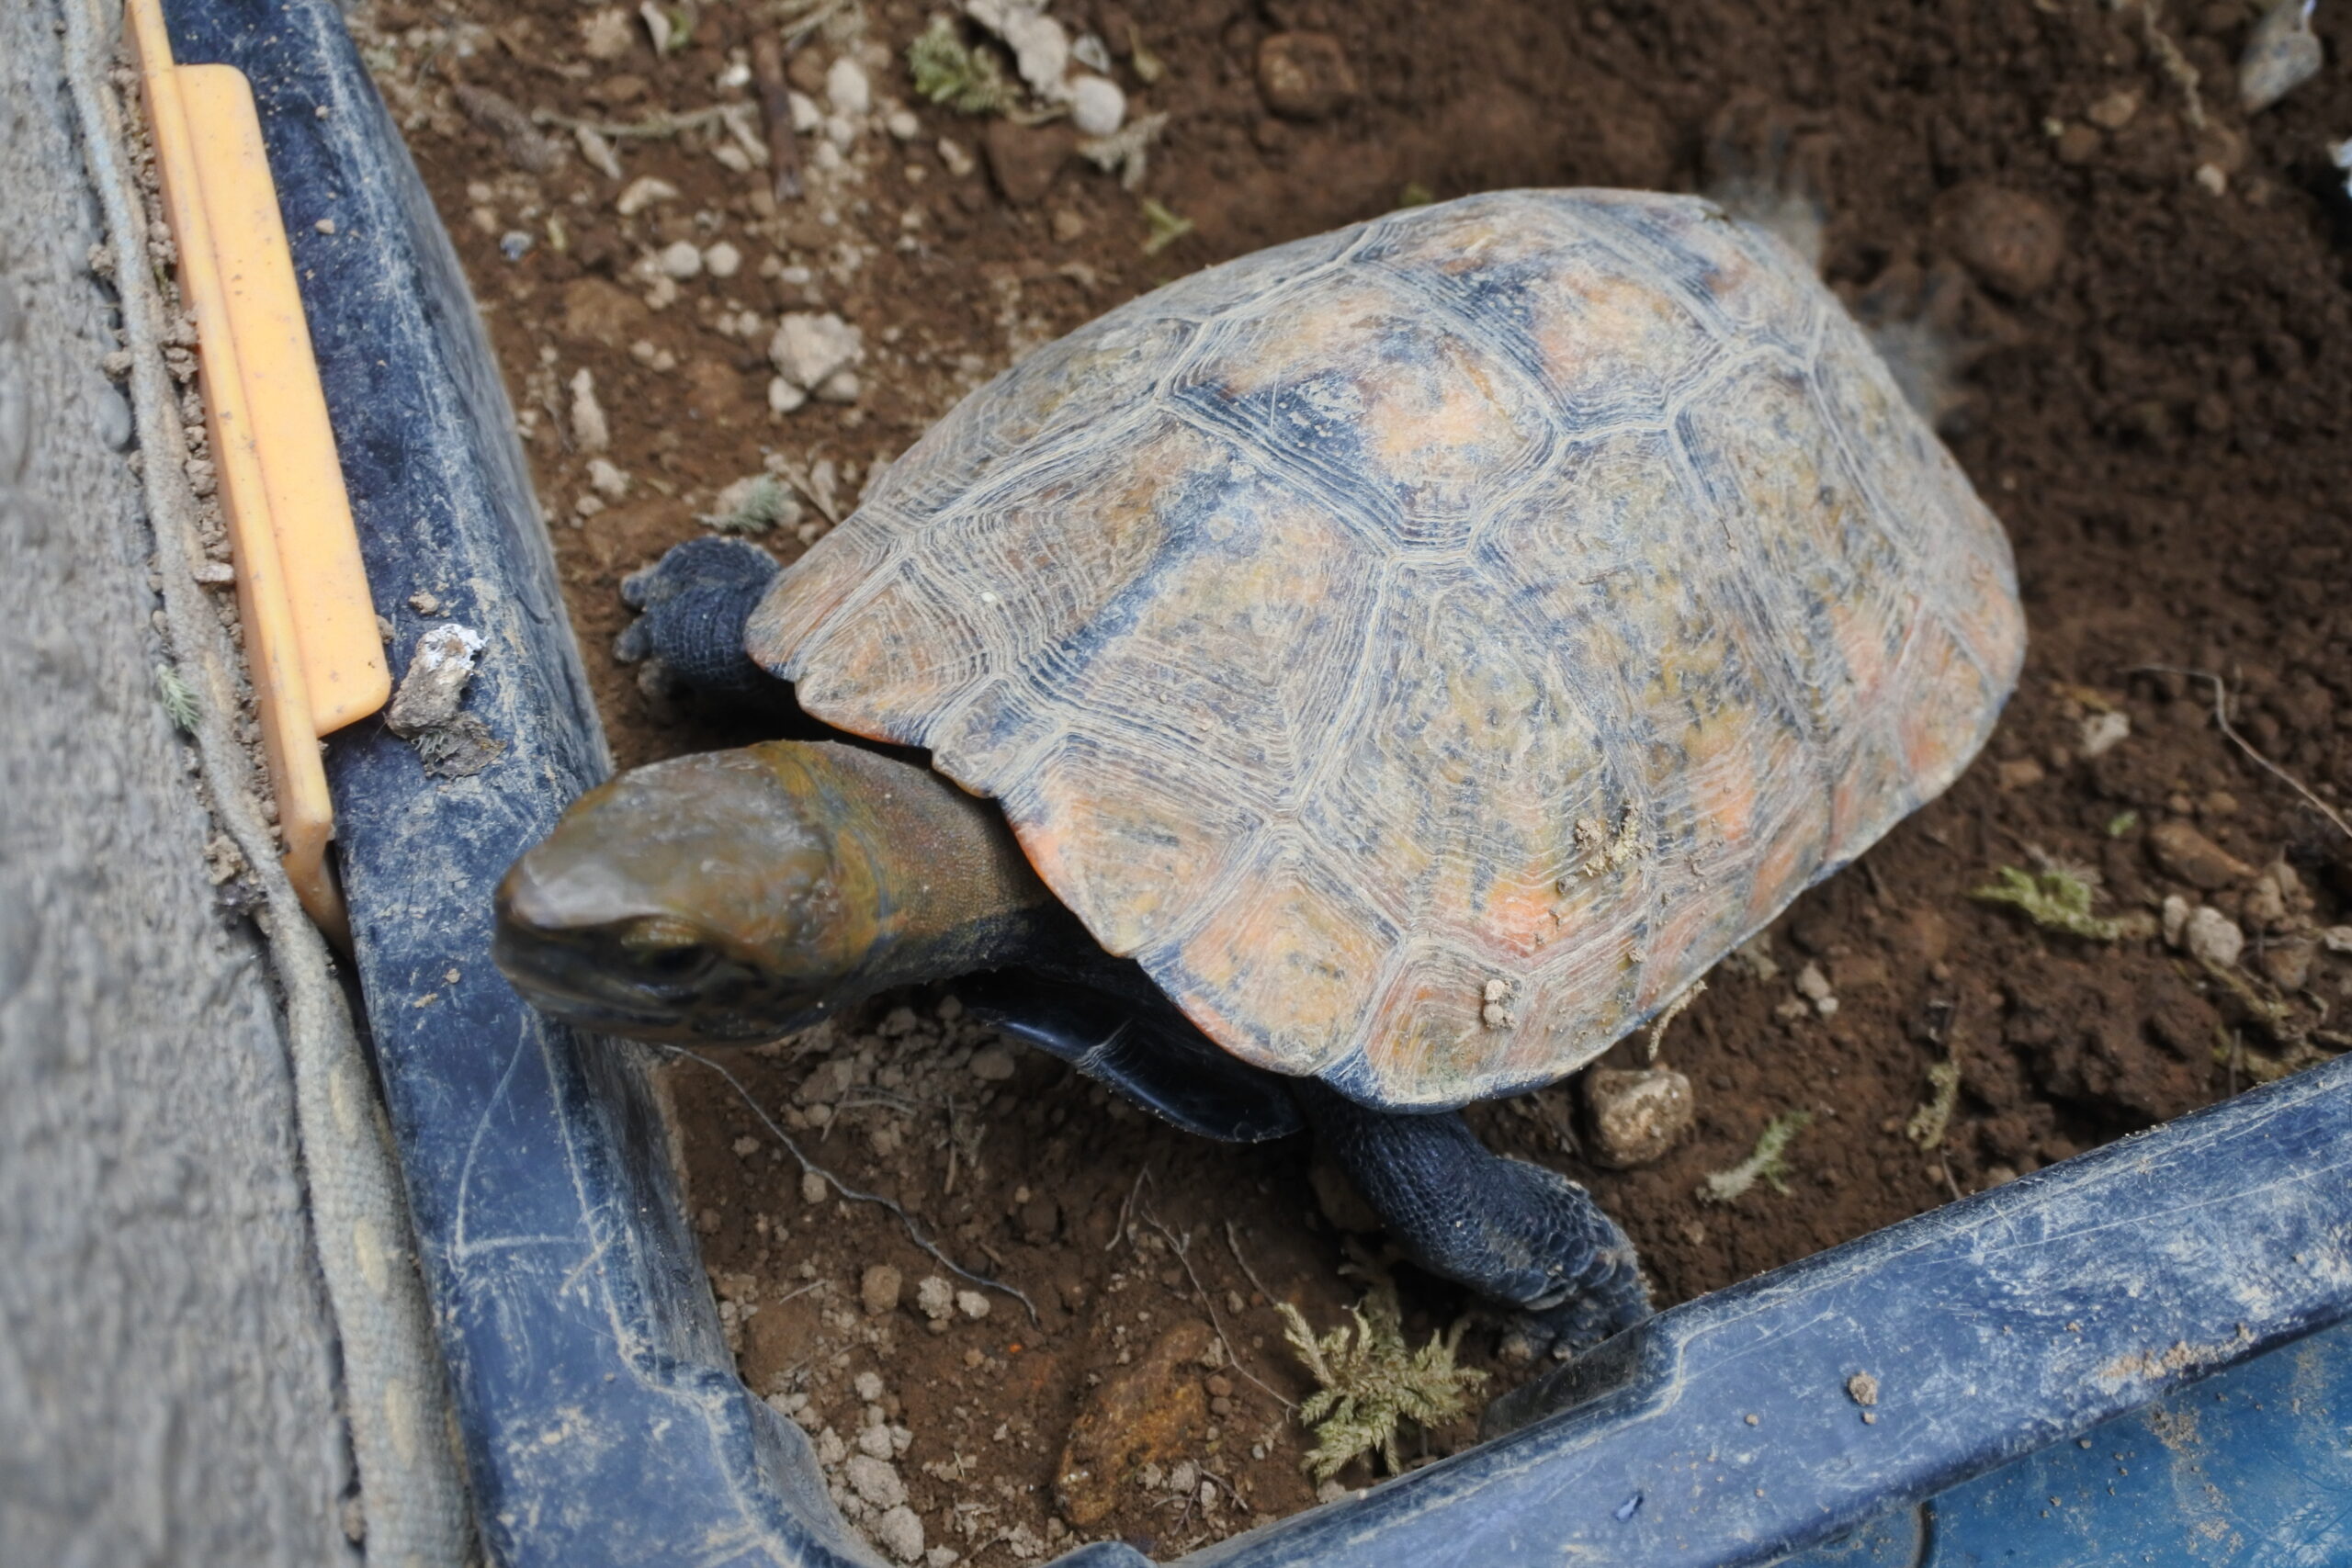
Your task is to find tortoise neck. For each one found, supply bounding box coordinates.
[774,740,1074,999]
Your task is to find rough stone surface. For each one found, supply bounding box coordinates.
[1932,182,2066,298]
[2149,820,2256,890]
[1054,1320,1214,1527]
[2184,906,2245,969]
[1584,1066,1697,1168]
[0,17,356,1559]
[1256,31,1358,119]
[861,1263,903,1315]
[981,119,1072,206]
[767,311,864,392]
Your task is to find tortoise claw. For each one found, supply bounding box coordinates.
[1296,1083,1653,1340]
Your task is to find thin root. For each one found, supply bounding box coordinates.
[2132,665,2350,840]
[666,1046,1039,1325]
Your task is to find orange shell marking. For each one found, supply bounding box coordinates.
[749,189,2024,1110]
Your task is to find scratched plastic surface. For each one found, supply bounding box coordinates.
[167,1,2352,1562]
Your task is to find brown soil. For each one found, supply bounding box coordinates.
[357,0,2352,1558]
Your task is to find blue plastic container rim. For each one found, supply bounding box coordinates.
[153,1,2352,1562]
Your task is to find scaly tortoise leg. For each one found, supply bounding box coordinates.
[1296,1081,1652,1358]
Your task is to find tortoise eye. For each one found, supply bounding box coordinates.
[621,917,717,978]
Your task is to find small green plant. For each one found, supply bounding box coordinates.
[1277,1281,1486,1483]
[1140,197,1194,255]
[1970,863,2121,941]
[1701,1110,1813,1203]
[1396,180,1435,208]
[155,662,198,733]
[907,16,1018,114]
[2105,809,2139,838]
[700,474,798,534]
[1905,1057,1961,1148]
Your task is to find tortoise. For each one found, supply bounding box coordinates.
[495,173,2024,1350]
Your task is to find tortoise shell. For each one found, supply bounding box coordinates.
[748,189,2024,1110]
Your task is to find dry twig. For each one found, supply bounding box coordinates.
[2132,664,2351,840]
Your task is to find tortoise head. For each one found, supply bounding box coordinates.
[493,746,884,1043]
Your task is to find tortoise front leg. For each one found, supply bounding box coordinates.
[614,535,779,696]
[1295,1082,1651,1356]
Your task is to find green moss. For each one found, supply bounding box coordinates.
[906,17,1017,115]
[1701,1111,1813,1202]
[1278,1282,1486,1483]
[1970,863,2122,941]
[701,474,797,534]
[155,663,198,733]
[1905,1058,1962,1149]
[1140,197,1195,255]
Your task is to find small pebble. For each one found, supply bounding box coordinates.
[1847,1371,1880,1407]
[658,240,704,279]
[2148,820,2253,890]
[854,1371,886,1403]
[887,108,922,141]
[800,1170,828,1204]
[1256,31,1357,120]
[916,1275,956,1321]
[968,1044,1016,1082]
[2078,710,2130,757]
[616,175,681,216]
[827,56,873,117]
[2185,905,2245,969]
[704,241,742,279]
[2240,0,2324,113]
[857,1423,896,1460]
[873,1505,925,1563]
[1584,1066,1696,1168]
[956,1289,991,1320]
[1069,73,1126,137]
[845,1454,906,1508]
[2086,89,2141,130]
[861,1264,903,1316]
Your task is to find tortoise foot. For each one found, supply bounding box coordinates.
[615,536,778,697]
[1702,94,1835,275]
[1297,1084,1651,1354]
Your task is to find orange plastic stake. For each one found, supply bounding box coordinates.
[128,0,389,946]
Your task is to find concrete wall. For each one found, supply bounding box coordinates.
[0,7,358,1561]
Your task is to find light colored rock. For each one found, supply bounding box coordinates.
[857,1423,896,1460]
[846,1454,907,1508]
[887,107,922,141]
[2162,894,2192,948]
[568,367,610,452]
[816,367,861,403]
[854,1370,886,1402]
[2241,0,2324,113]
[956,1289,991,1320]
[968,1044,1016,1081]
[657,240,704,279]
[704,241,741,278]
[768,376,808,415]
[768,310,864,390]
[1584,1066,1695,1168]
[816,1427,849,1467]
[384,624,486,736]
[616,175,681,216]
[874,1504,926,1562]
[2078,709,2130,757]
[789,91,822,132]
[861,1264,902,1316]
[916,1275,956,1320]
[800,1170,829,1204]
[586,457,630,498]
[967,0,1071,100]
[828,56,873,116]
[937,138,975,177]
[2185,906,2245,969]
[1069,74,1125,137]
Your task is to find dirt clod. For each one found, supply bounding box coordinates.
[1933,182,2065,299]
[1055,1320,1214,1527]
[1256,32,1357,121]
[1585,1066,1696,1168]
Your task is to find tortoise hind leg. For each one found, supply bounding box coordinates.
[613,536,779,697]
[1296,1083,1650,1356]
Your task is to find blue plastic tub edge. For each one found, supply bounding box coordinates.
[158,2,2352,1562]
